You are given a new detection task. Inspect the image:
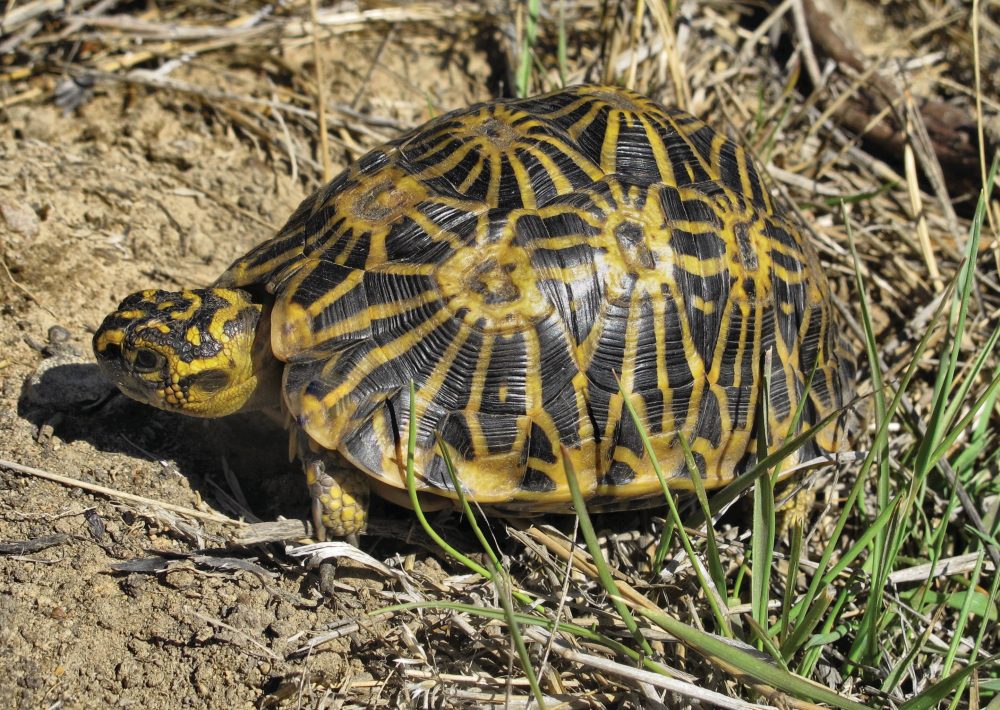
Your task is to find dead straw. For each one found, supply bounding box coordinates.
[0,457,246,527]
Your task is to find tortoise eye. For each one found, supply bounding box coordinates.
[132,348,164,373]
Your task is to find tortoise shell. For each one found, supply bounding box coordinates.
[216,84,855,511]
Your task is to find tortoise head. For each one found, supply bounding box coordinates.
[93,288,277,417]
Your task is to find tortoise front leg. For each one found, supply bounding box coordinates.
[301,450,370,541]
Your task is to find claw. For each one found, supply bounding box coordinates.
[311,495,328,542]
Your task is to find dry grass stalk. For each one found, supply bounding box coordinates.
[309,0,333,182]
[0,457,245,527]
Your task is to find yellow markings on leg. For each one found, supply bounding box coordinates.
[778,486,816,536]
[304,454,370,539]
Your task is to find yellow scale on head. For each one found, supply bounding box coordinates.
[94,288,267,416]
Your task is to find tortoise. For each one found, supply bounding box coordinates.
[93,85,855,539]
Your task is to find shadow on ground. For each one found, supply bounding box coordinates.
[17,359,309,528]
[17,359,671,561]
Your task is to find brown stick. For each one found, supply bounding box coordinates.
[309,0,334,183]
[0,457,246,527]
[800,0,986,201]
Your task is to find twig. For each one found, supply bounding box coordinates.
[0,534,71,555]
[800,0,986,200]
[309,0,333,183]
[518,526,662,612]
[625,0,646,90]
[60,13,273,41]
[737,0,796,65]
[58,0,129,39]
[0,0,93,37]
[187,608,280,661]
[524,628,776,710]
[236,518,311,543]
[271,98,300,185]
[903,112,944,292]
[350,27,395,110]
[0,457,246,527]
[888,552,996,586]
[791,0,822,88]
[0,252,59,319]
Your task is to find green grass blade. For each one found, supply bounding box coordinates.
[943,322,1000,481]
[751,353,776,650]
[942,548,986,676]
[956,544,1000,704]
[927,369,1000,470]
[798,585,853,676]
[616,375,732,634]
[881,606,947,694]
[915,156,997,474]
[822,180,898,206]
[515,0,541,97]
[495,575,547,710]
[791,277,954,632]
[844,199,892,669]
[429,457,543,705]
[745,616,790,671]
[821,494,901,587]
[561,445,653,656]
[898,655,999,710]
[404,380,493,580]
[681,433,728,601]
[435,432,501,568]
[372,600,685,680]
[687,399,848,528]
[435,431,534,607]
[779,586,835,660]
[778,520,804,648]
[638,607,871,710]
[940,321,1000,446]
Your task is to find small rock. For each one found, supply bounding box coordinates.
[0,194,40,239]
[47,325,71,345]
[267,618,300,639]
[36,420,56,445]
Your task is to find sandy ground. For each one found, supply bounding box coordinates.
[0,35,496,708]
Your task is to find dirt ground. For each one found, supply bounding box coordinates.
[2,1,997,707]
[0,27,502,707]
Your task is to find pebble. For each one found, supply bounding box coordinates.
[0,194,40,239]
